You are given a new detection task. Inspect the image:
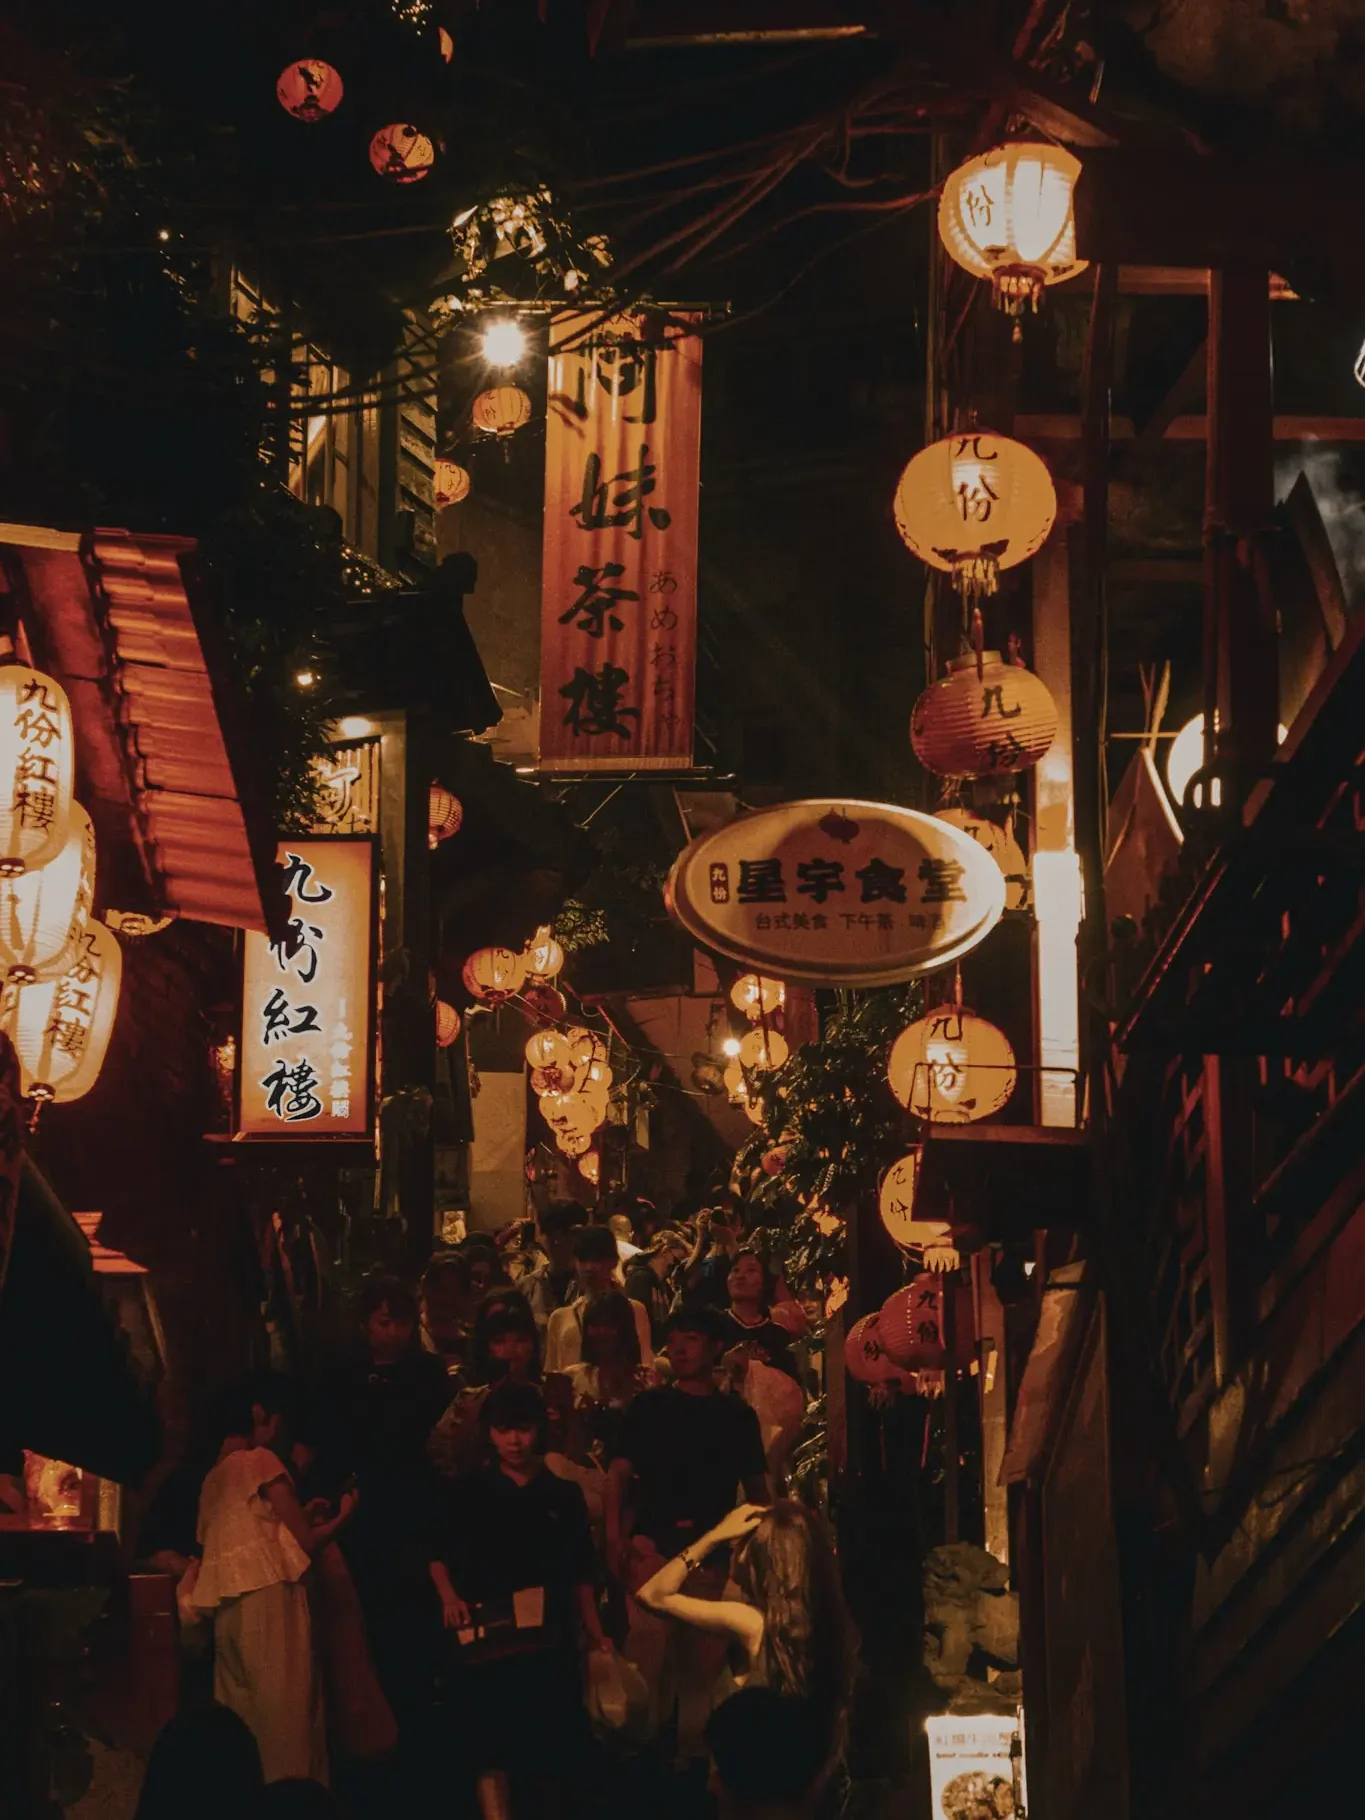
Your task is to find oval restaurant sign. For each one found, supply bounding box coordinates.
[666,799,1005,985]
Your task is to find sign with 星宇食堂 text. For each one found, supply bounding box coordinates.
[665,800,1005,986]
[539,310,702,772]
[238,838,374,1138]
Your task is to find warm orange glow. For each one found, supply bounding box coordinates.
[888,1008,1016,1124]
[939,144,1086,318]
[895,433,1056,599]
[738,1026,788,1071]
[462,947,527,1000]
[912,652,1058,779]
[730,973,785,1018]
[472,385,532,438]
[433,460,471,509]
[369,124,435,183]
[1032,848,1083,1128]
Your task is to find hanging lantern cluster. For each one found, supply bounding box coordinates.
[730,974,784,1019]
[888,1006,1017,1125]
[462,947,527,1003]
[877,1153,961,1271]
[0,666,122,1104]
[529,1024,613,1159]
[275,53,441,182]
[894,431,1056,603]
[938,143,1086,332]
[912,647,1058,780]
[429,783,464,848]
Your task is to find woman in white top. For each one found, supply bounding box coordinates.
[193,1377,354,1784]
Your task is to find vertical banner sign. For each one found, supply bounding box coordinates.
[238,838,375,1138]
[540,310,703,771]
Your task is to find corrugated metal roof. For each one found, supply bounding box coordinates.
[0,525,283,941]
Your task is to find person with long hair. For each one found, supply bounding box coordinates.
[636,1498,854,1762]
[428,1291,571,1478]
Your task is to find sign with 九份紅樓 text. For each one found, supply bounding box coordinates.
[539,309,702,772]
[238,837,374,1138]
[665,799,1006,986]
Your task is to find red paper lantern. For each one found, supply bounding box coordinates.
[276,60,343,122]
[845,1313,911,1386]
[911,650,1057,779]
[436,1002,461,1048]
[879,1275,957,1370]
[369,124,435,183]
[429,783,463,848]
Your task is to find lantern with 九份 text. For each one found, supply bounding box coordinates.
[472,386,532,439]
[276,60,344,122]
[0,804,95,986]
[894,431,1055,602]
[912,651,1058,779]
[526,1028,573,1074]
[429,784,463,848]
[938,144,1086,329]
[433,460,471,509]
[888,1007,1016,1124]
[877,1152,961,1270]
[845,1313,914,1387]
[730,974,784,1019]
[6,918,122,1104]
[878,1276,950,1371]
[462,947,527,1002]
[738,1027,788,1072]
[369,124,435,183]
[436,1002,461,1048]
[0,666,75,877]
[526,927,564,979]
[935,807,1029,911]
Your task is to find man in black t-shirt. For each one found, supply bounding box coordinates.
[606,1305,769,1749]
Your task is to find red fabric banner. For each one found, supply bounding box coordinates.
[539,310,702,771]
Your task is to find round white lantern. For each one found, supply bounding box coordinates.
[730,974,785,1019]
[878,1151,961,1267]
[433,460,471,509]
[7,917,122,1103]
[0,804,95,985]
[526,1028,574,1074]
[462,947,527,1001]
[578,1149,601,1186]
[472,385,532,438]
[0,666,75,877]
[888,1008,1016,1124]
[527,927,564,979]
[738,1027,789,1072]
[938,143,1086,323]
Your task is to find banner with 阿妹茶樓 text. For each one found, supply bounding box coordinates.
[539,310,702,771]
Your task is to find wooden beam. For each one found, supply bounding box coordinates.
[1015,414,1365,443]
[1134,337,1206,448]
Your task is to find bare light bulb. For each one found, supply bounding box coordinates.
[481,318,527,368]
[721,1037,742,1058]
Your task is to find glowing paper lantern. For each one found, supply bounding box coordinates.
[579,1149,600,1186]
[582,1060,613,1093]
[437,26,455,62]
[462,947,527,1002]
[433,460,471,508]
[526,927,564,978]
[0,666,75,877]
[730,974,784,1019]
[878,1154,960,1267]
[845,1313,909,1386]
[888,1008,1017,1124]
[894,432,1056,601]
[428,784,463,848]
[472,386,532,438]
[0,804,95,985]
[369,124,435,183]
[879,1276,950,1370]
[436,1001,461,1048]
[276,60,344,121]
[522,983,567,1023]
[526,1029,573,1074]
[557,1130,592,1159]
[912,652,1058,779]
[723,1060,745,1099]
[934,807,1029,911]
[743,1096,766,1127]
[542,1093,601,1138]
[565,1028,608,1069]
[7,918,122,1104]
[938,144,1086,324]
[738,1027,789,1072]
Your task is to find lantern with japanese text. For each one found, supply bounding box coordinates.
[730,974,784,1019]
[433,460,471,508]
[879,1276,950,1370]
[894,432,1056,601]
[462,947,527,1002]
[526,1028,574,1074]
[888,1007,1017,1124]
[369,123,435,183]
[6,918,122,1104]
[845,1313,911,1386]
[738,1027,789,1072]
[938,144,1086,327]
[526,927,564,979]
[877,1152,960,1269]
[428,784,463,847]
[276,59,344,121]
[436,1002,461,1048]
[472,386,532,438]
[0,667,75,877]
[934,807,1029,911]
[912,652,1058,779]
[0,804,95,986]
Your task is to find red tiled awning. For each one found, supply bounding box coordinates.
[0,524,285,941]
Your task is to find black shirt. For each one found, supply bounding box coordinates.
[317,1351,451,1547]
[617,1386,767,1556]
[716,1310,801,1382]
[437,1465,596,1646]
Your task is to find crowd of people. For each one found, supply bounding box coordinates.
[132,1194,853,1819]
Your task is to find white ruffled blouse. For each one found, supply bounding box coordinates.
[192,1446,310,1610]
